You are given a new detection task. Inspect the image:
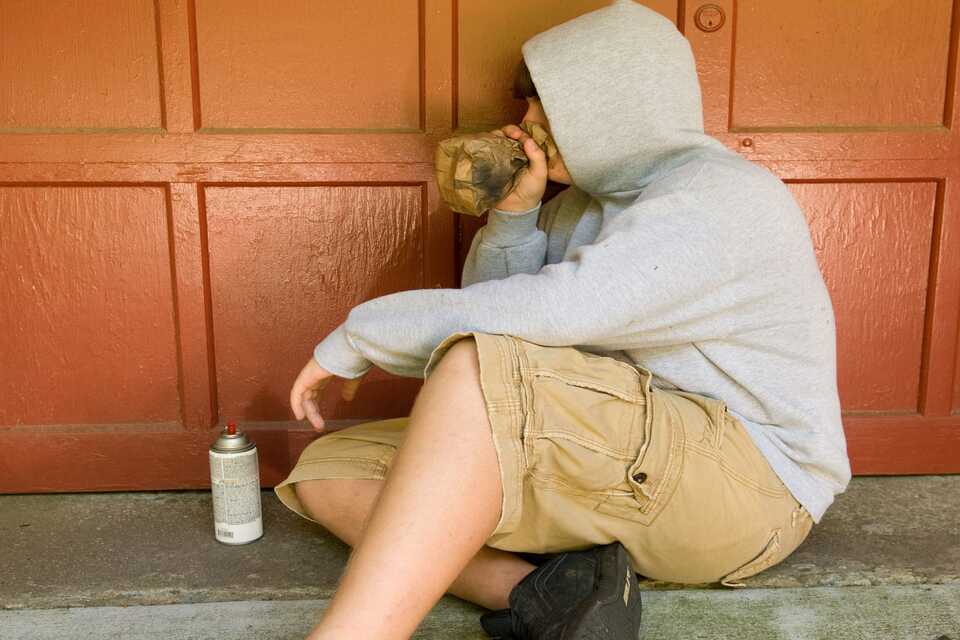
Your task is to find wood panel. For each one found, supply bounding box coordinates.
[0,185,180,426]
[455,0,678,131]
[789,181,937,413]
[683,0,960,463]
[0,0,958,492]
[7,412,960,493]
[194,0,422,131]
[0,0,162,131]
[956,336,960,412]
[685,0,958,160]
[205,185,426,422]
[732,0,954,130]
[955,315,960,412]
[953,342,960,413]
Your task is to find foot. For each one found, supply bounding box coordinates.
[479,541,643,639]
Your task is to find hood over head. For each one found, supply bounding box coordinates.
[521,0,728,202]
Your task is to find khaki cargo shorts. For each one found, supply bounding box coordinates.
[275,331,814,586]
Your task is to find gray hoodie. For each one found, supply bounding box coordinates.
[313,0,851,523]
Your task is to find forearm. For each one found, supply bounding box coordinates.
[461,203,546,287]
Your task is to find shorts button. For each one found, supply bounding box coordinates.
[632,472,647,483]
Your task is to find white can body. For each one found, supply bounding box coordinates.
[209,447,263,544]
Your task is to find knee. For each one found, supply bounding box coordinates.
[294,478,356,523]
[429,336,480,378]
[294,479,325,519]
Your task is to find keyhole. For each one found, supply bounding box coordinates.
[694,4,725,33]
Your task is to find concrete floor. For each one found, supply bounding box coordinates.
[1,476,959,639]
[2,585,959,640]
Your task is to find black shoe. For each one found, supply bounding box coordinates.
[479,541,642,639]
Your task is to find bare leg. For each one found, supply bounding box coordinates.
[305,338,510,639]
[296,477,536,610]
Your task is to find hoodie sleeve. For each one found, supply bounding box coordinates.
[313,190,744,380]
[460,202,546,287]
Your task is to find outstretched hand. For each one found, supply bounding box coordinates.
[290,357,365,432]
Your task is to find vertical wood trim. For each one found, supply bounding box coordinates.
[452,0,460,131]
[418,0,426,132]
[424,179,456,290]
[156,0,197,133]
[153,0,167,131]
[942,0,959,130]
[682,0,735,136]
[169,183,216,429]
[422,0,456,290]
[422,0,455,134]
[186,0,203,130]
[921,166,960,415]
[922,6,960,414]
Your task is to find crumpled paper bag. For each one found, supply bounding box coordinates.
[435,120,559,216]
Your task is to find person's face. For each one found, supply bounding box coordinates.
[521,97,573,185]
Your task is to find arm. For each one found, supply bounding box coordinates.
[461,192,569,286]
[460,121,561,286]
[313,190,745,380]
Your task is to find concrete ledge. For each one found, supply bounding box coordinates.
[2,476,958,617]
[1,585,957,640]
[0,598,490,640]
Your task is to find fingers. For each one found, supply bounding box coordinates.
[290,378,306,420]
[302,394,325,431]
[521,136,547,178]
[501,124,525,139]
[290,357,332,426]
[501,125,546,176]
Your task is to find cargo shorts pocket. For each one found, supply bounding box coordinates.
[719,504,814,587]
[519,345,684,527]
[522,350,645,500]
[593,387,686,526]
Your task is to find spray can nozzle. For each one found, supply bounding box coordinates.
[226,422,237,435]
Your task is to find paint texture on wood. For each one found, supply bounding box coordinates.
[955,334,960,414]
[732,1,953,129]
[205,185,425,423]
[0,0,161,131]
[0,186,180,426]
[195,0,420,130]
[789,181,937,413]
[456,0,678,130]
[0,1,958,490]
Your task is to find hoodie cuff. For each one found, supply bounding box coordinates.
[313,323,373,379]
[482,201,542,247]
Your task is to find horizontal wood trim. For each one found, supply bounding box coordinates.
[842,414,960,475]
[0,420,368,493]
[0,129,956,166]
[2,416,957,493]
[0,133,442,165]
[1,159,957,187]
[0,164,437,184]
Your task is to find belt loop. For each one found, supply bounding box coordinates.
[714,402,727,450]
[632,363,651,406]
[791,505,803,528]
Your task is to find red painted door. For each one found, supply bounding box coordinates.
[1,0,958,492]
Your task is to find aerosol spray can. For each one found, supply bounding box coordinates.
[209,421,263,544]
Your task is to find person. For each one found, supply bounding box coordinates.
[275,1,852,638]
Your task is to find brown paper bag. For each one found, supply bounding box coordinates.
[435,120,559,216]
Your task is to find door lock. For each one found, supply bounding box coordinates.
[694,4,725,32]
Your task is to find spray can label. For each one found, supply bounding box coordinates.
[209,443,263,544]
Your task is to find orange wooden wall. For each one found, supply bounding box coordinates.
[1,0,958,492]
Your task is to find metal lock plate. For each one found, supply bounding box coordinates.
[694,4,725,32]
